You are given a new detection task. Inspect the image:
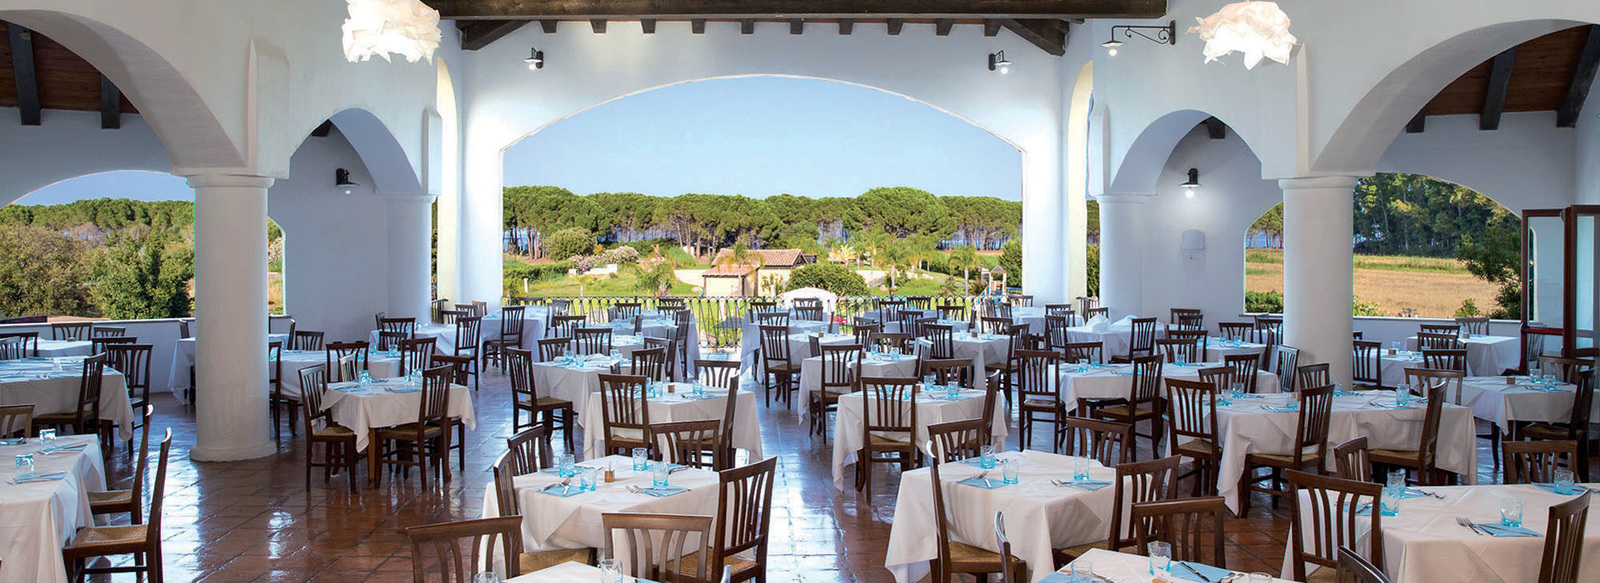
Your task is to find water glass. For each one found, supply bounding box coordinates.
[1147,541,1172,574]
[1073,457,1091,482]
[597,559,622,583]
[579,467,598,492]
[1390,341,1401,353]
[693,383,706,398]
[471,572,502,583]
[1387,469,1406,491]
[1500,497,1523,528]
[1380,488,1400,516]
[1333,382,1344,397]
[1069,561,1094,583]
[1248,573,1272,583]
[946,383,960,399]
[1394,387,1411,407]
[1554,468,1577,495]
[14,453,34,480]
[557,453,576,478]
[632,448,650,471]
[38,429,57,452]
[358,370,372,387]
[1001,459,1020,485]
[979,445,996,469]
[610,349,621,362]
[652,461,670,488]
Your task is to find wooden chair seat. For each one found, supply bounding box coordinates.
[1097,403,1157,418]
[670,549,762,581]
[32,412,86,425]
[520,396,573,409]
[1366,449,1422,464]
[64,524,147,553]
[374,422,443,440]
[1518,423,1572,440]
[87,489,133,509]
[765,362,801,374]
[517,548,595,573]
[946,540,1011,567]
[1021,397,1060,409]
[1247,452,1323,467]
[1304,567,1337,583]
[1175,440,1220,457]
[869,433,914,447]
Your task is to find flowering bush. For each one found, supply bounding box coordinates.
[600,246,639,265]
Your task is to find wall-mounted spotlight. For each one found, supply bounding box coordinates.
[1180,168,1200,198]
[988,51,1011,74]
[335,168,359,195]
[524,47,545,70]
[1102,21,1177,56]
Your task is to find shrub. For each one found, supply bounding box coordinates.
[1244,290,1282,314]
[996,240,1022,286]
[598,246,639,265]
[1454,298,1482,318]
[1353,294,1384,317]
[784,262,870,296]
[546,228,594,261]
[1086,244,1100,298]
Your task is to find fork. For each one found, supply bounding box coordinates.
[1455,516,1486,535]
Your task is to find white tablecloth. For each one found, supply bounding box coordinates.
[831,386,1009,491]
[0,358,136,442]
[481,454,721,552]
[1203,337,1268,360]
[1379,351,1424,388]
[164,333,290,394]
[1457,376,1595,427]
[797,352,920,415]
[914,333,1010,383]
[34,340,91,358]
[1405,335,1520,376]
[1061,361,1281,413]
[739,318,830,369]
[324,378,476,451]
[533,346,649,422]
[276,350,401,399]
[1289,483,1600,583]
[1215,391,1477,513]
[511,561,602,582]
[1075,549,1292,583]
[577,387,761,460]
[1063,324,1137,359]
[0,435,106,583]
[886,450,1117,583]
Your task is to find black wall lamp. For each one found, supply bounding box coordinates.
[988,51,1011,74]
[335,168,359,195]
[1180,168,1200,198]
[524,47,545,70]
[1102,21,1176,56]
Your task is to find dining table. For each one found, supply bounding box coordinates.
[323,376,475,452]
[510,561,617,583]
[0,434,106,583]
[1061,360,1282,414]
[576,384,762,460]
[1454,375,1595,428]
[275,349,401,399]
[831,385,1009,491]
[0,357,136,442]
[1069,548,1294,583]
[1288,482,1599,583]
[797,350,920,415]
[886,450,1119,583]
[533,342,652,422]
[738,316,830,369]
[165,333,290,396]
[33,340,93,359]
[1403,334,1520,376]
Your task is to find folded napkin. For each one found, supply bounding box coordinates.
[1263,406,1298,413]
[1532,483,1590,495]
[959,476,1007,489]
[0,438,25,446]
[1055,479,1112,491]
[538,483,584,497]
[335,386,368,393]
[385,386,423,394]
[1475,523,1539,537]
[1169,561,1235,583]
[1396,488,1434,500]
[40,443,88,455]
[634,486,690,498]
[1085,315,1109,331]
[11,472,68,485]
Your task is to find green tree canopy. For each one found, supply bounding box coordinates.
[784,262,870,296]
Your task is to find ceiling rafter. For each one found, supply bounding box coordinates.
[1557,24,1600,128]
[422,0,1167,20]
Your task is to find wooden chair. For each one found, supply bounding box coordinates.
[549,314,588,339]
[597,373,653,455]
[450,316,483,391]
[811,344,862,439]
[794,305,825,322]
[603,512,715,583]
[430,355,473,471]
[1514,369,1594,480]
[1044,314,1072,352]
[1154,337,1201,365]
[574,327,614,355]
[506,424,555,474]
[376,330,409,353]
[1015,350,1065,452]
[404,516,524,582]
[438,309,465,325]
[297,365,359,492]
[1332,437,1372,482]
[398,337,437,376]
[1166,378,1222,496]
[987,324,1027,409]
[1298,363,1332,392]
[994,513,1028,583]
[89,406,154,524]
[1131,497,1228,568]
[1336,546,1392,583]
[0,403,31,438]
[1217,322,1253,342]
[34,354,110,446]
[291,330,325,351]
[1368,384,1450,486]
[856,377,918,493]
[488,452,596,575]
[1456,317,1492,336]
[482,305,527,371]
[325,341,370,382]
[1085,306,1110,320]
[1054,455,1181,565]
[1538,355,1594,384]
[937,304,969,323]
[537,337,571,362]
[979,316,1012,336]
[1195,366,1232,394]
[868,332,915,356]
[615,301,643,320]
[1273,345,1302,392]
[1538,490,1592,583]
[266,341,299,441]
[1419,323,1461,337]
[928,461,1027,583]
[507,348,575,453]
[1421,348,1468,373]
[1503,440,1578,485]
[91,336,136,355]
[1352,340,1384,389]
[88,326,126,339]
[1129,317,1158,356]
[52,322,92,341]
[62,429,172,583]
[106,343,153,447]
[756,324,800,408]
[927,418,988,464]
[1083,354,1165,460]
[642,336,679,381]
[1416,332,1463,350]
[1286,470,1384,583]
[1062,341,1104,365]
[1240,386,1334,513]
[1219,353,1260,392]
[920,358,976,390]
[924,323,956,359]
[1061,416,1134,466]
[666,457,777,583]
[379,317,417,340]
[852,322,883,347]
[0,332,38,359]
[630,346,668,383]
[368,365,453,488]
[695,359,742,394]
[651,419,723,469]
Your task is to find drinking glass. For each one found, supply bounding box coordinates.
[610,349,621,362]
[1001,459,1020,485]
[1380,488,1400,516]
[1394,387,1411,407]
[1500,497,1523,528]
[597,559,623,583]
[1387,469,1406,491]
[946,383,960,399]
[15,453,34,480]
[1230,382,1244,397]
[979,445,996,469]
[38,429,57,453]
[471,571,502,583]
[1333,382,1344,397]
[923,375,937,391]
[1248,573,1272,583]
[1069,561,1094,583]
[652,461,670,488]
[557,453,576,478]
[579,467,598,492]
[632,448,650,471]
[1390,341,1401,353]
[358,370,372,387]
[1147,541,1171,574]
[1554,468,1577,495]
[1073,457,1091,482]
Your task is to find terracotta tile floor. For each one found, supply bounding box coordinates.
[79,369,1523,583]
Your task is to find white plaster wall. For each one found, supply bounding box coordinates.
[1379,112,1576,212]
[268,130,391,344]
[1137,126,1283,321]
[457,22,1086,305]
[0,108,168,204]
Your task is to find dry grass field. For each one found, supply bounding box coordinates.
[1245,249,1500,318]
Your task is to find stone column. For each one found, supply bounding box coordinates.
[1021,142,1068,305]
[386,192,436,321]
[1280,176,1360,385]
[1096,193,1152,319]
[187,174,276,461]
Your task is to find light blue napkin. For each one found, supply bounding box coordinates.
[538,483,584,497]
[11,472,68,484]
[959,476,1007,489]
[1532,483,1590,495]
[1057,480,1112,491]
[1170,561,1234,583]
[635,486,689,497]
[1475,523,1540,537]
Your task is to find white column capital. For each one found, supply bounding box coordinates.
[1278,175,1362,192]
[1095,192,1155,205]
[184,173,276,190]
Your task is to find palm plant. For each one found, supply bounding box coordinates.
[948,244,979,294]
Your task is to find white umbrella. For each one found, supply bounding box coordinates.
[779,287,839,313]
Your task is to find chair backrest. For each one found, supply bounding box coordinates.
[1129,317,1158,354]
[1062,341,1104,365]
[0,332,38,359]
[0,403,32,438]
[1195,366,1232,394]
[757,325,791,363]
[418,366,453,424]
[931,461,976,581]
[1332,436,1371,482]
[377,330,410,353]
[431,354,473,386]
[74,354,108,423]
[497,306,527,344]
[1336,546,1392,583]
[325,341,370,382]
[506,347,540,405]
[1108,455,1181,547]
[438,309,465,325]
[1416,332,1463,350]
[91,336,136,355]
[924,323,955,359]
[454,316,483,352]
[936,304,968,323]
[89,325,126,339]
[106,343,153,392]
[492,453,522,518]
[861,377,917,434]
[125,406,155,522]
[1274,345,1301,391]
[630,346,668,383]
[868,332,914,355]
[852,322,883,346]
[1224,353,1262,392]
[1063,416,1134,466]
[1503,440,1577,485]
[694,359,741,392]
[1352,341,1383,385]
[1156,337,1203,364]
[145,429,174,544]
[405,516,524,582]
[1217,322,1253,341]
[550,314,588,339]
[603,512,715,583]
[292,330,325,351]
[979,316,1012,336]
[1421,348,1468,373]
[1129,355,1164,405]
[651,419,722,468]
[537,337,570,362]
[379,317,417,338]
[575,327,614,355]
[1538,490,1591,583]
[1286,470,1384,581]
[709,457,777,577]
[399,337,437,376]
[1016,350,1062,401]
[1165,378,1219,452]
[52,322,91,341]
[926,417,988,464]
[1131,496,1228,568]
[1419,323,1461,336]
[299,365,333,432]
[819,344,862,393]
[1567,369,1595,434]
[615,301,642,320]
[1538,355,1595,384]
[1290,386,1336,467]
[920,357,976,389]
[599,374,651,447]
[506,424,554,474]
[794,305,825,322]
[1298,363,1331,392]
[994,513,1021,583]
[1085,306,1109,320]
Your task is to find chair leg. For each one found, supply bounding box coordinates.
[563,408,576,454]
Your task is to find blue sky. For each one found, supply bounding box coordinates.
[19,76,1023,205]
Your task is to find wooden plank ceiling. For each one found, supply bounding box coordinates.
[424,0,1171,56]
[0,20,136,126]
[1414,25,1600,131]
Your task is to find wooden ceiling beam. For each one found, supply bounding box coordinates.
[984,19,1002,37]
[423,0,1169,20]
[691,18,706,34]
[790,18,803,35]
[589,19,606,33]
[99,74,120,129]
[1558,24,1600,128]
[8,24,40,126]
[1405,111,1426,134]
[935,18,954,36]
[1480,47,1516,130]
[1203,117,1226,140]
[456,20,527,50]
[999,19,1069,56]
[539,19,558,33]
[641,19,656,34]
[886,18,904,35]
[839,19,854,35]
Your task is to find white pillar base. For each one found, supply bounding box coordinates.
[386,192,436,321]
[1096,193,1153,319]
[1280,176,1361,386]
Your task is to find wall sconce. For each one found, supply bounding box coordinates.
[988,51,1011,74]
[524,47,545,70]
[1102,21,1177,56]
[334,168,359,195]
[1180,168,1200,198]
